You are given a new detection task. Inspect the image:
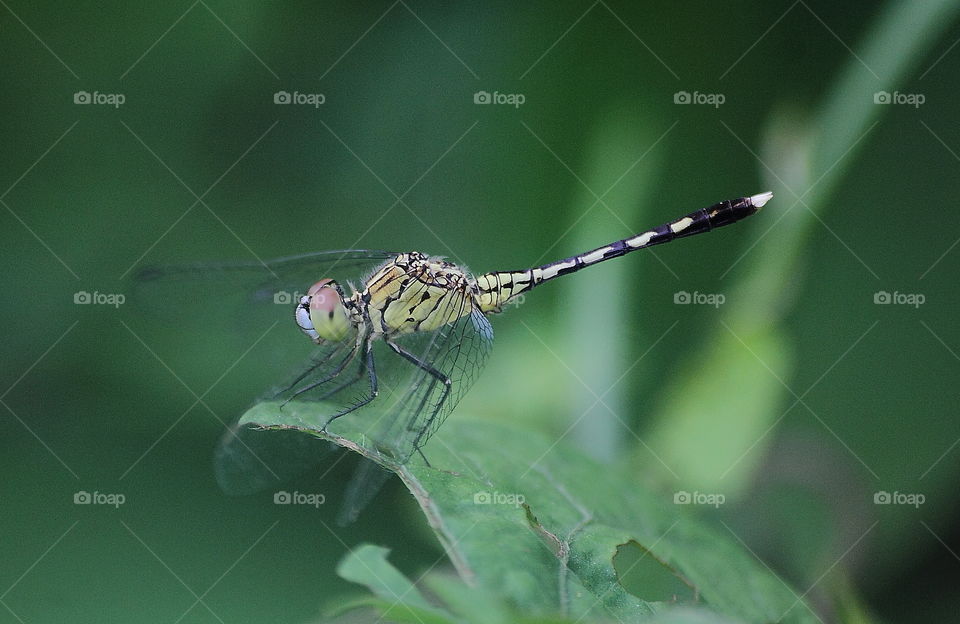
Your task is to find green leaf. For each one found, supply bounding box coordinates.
[240,402,819,623]
[643,607,746,624]
[333,544,456,623]
[335,544,437,611]
[423,573,513,624]
[333,547,749,624]
[328,596,457,624]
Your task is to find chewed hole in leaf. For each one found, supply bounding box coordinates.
[613,540,698,604]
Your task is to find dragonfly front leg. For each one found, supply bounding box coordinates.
[321,336,379,431]
[282,346,360,407]
[275,340,354,398]
[313,368,366,402]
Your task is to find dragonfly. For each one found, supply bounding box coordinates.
[138,192,770,517]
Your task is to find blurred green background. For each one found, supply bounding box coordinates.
[2,1,959,622]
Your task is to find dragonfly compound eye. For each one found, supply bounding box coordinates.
[306,279,352,342]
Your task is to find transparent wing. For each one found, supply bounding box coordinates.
[372,293,495,464]
[131,249,400,496]
[216,292,493,513]
[261,289,494,455]
[133,249,398,329]
[334,294,494,524]
[134,249,494,512]
[214,422,339,496]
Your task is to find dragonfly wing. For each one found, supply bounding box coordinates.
[136,249,398,283]
[132,250,399,496]
[214,420,338,496]
[212,340,364,498]
[335,300,493,523]
[134,250,493,511]
[375,296,494,463]
[335,458,394,526]
[133,249,399,326]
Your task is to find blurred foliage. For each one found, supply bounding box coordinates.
[2,1,959,623]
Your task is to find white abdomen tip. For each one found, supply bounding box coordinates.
[750,191,773,208]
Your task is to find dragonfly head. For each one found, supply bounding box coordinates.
[295,279,353,343]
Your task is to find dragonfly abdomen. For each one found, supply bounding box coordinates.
[471,193,771,313]
[473,270,535,313]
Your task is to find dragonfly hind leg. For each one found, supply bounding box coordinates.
[386,341,452,387]
[385,339,453,465]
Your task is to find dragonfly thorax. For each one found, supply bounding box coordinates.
[362,252,477,336]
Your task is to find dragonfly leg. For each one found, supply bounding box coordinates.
[386,340,453,388]
[321,338,379,431]
[314,368,365,401]
[385,340,453,464]
[274,340,352,397]
[416,447,432,468]
[282,341,360,405]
